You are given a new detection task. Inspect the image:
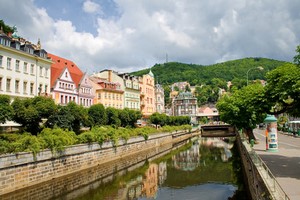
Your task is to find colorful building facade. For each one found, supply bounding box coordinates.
[155,83,165,114]
[172,91,197,117]
[0,31,52,100]
[91,70,140,110]
[48,53,94,107]
[90,74,124,109]
[139,70,156,117]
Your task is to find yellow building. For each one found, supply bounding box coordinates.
[90,76,123,109]
[139,69,156,117]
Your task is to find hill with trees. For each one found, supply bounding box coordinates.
[131,57,288,85]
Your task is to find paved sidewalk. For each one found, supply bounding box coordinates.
[253,129,300,200]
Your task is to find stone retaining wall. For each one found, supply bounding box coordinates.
[0,130,198,195]
[236,133,272,200]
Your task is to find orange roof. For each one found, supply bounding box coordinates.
[48,53,83,88]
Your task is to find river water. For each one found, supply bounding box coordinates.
[2,137,248,200]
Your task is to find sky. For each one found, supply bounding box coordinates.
[1,0,300,74]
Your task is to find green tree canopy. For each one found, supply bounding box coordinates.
[0,20,14,34]
[11,96,56,134]
[217,83,267,141]
[88,103,107,126]
[106,107,121,127]
[264,63,300,116]
[293,45,300,66]
[0,95,13,124]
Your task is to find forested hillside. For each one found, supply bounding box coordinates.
[131,57,288,85]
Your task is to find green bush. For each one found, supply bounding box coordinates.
[38,128,77,153]
[0,139,11,154]
[11,133,42,158]
[0,125,192,155]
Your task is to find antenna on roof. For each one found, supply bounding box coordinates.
[166,53,168,63]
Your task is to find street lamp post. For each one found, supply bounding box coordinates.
[246,66,264,85]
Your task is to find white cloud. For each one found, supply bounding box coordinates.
[82,0,100,14]
[1,0,300,73]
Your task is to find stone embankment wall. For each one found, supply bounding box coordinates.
[0,130,199,196]
[236,133,272,200]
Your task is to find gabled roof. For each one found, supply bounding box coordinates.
[48,53,83,88]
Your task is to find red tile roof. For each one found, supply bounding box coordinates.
[48,53,83,88]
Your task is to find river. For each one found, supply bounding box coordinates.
[2,137,248,200]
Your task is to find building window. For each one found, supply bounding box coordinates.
[44,68,48,77]
[7,58,11,70]
[6,78,11,92]
[24,62,28,73]
[30,83,34,94]
[0,55,3,68]
[39,66,43,77]
[15,80,19,93]
[65,72,68,78]
[15,60,20,71]
[23,81,27,94]
[30,64,34,74]
[0,77,2,90]
[44,85,48,93]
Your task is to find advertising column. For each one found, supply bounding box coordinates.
[264,115,278,152]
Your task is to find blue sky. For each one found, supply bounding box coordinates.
[1,0,300,73]
[34,0,120,35]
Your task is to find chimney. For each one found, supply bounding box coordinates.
[108,70,112,82]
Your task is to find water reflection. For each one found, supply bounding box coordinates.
[2,137,247,200]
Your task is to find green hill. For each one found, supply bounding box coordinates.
[131,57,289,85]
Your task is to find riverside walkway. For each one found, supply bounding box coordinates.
[253,128,300,200]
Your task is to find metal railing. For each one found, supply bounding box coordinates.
[240,133,290,200]
[249,150,290,200]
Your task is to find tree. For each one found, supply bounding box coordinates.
[230,78,247,90]
[11,96,56,134]
[46,105,75,130]
[119,108,130,127]
[32,96,56,119]
[0,95,13,124]
[66,102,89,134]
[293,45,300,66]
[106,107,121,127]
[0,20,14,34]
[163,85,171,107]
[88,104,107,127]
[185,84,191,92]
[209,78,227,90]
[264,63,300,116]
[149,112,167,127]
[11,98,40,134]
[46,102,88,134]
[217,83,267,141]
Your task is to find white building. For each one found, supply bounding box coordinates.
[155,84,165,114]
[0,32,52,100]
